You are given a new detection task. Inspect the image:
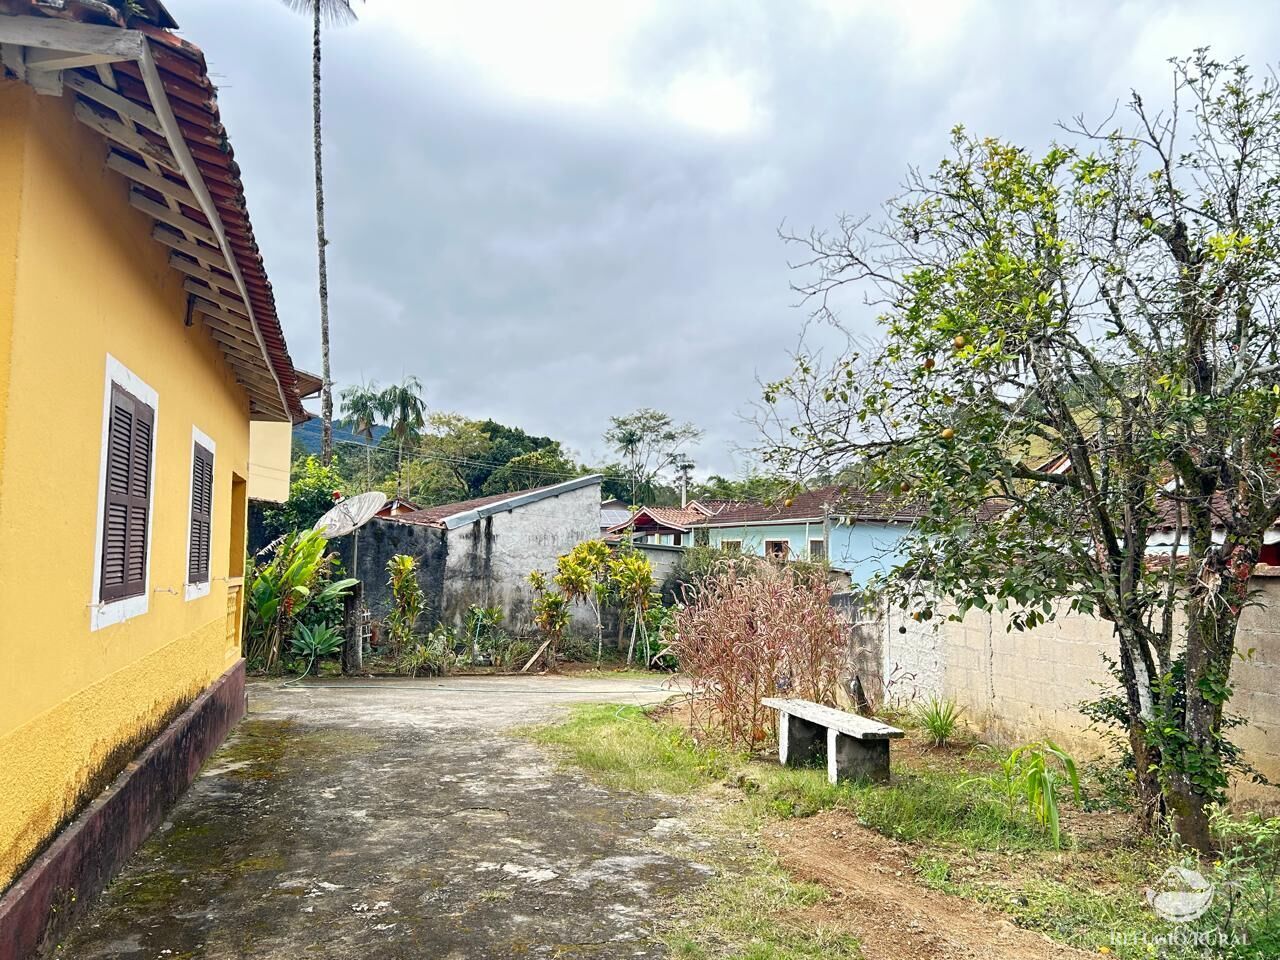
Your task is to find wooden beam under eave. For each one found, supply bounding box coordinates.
[169,253,236,289]
[130,190,219,246]
[74,100,177,172]
[191,297,255,334]
[208,329,264,362]
[107,151,199,209]
[25,48,121,71]
[153,225,227,270]
[183,279,249,319]
[69,73,165,136]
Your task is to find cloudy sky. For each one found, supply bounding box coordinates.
[174,0,1277,475]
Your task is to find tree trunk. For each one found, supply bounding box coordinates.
[626,612,637,665]
[1116,628,1165,827]
[1171,557,1247,852]
[311,4,334,465]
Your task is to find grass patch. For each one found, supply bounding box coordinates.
[853,769,1052,850]
[529,702,1267,958]
[667,865,862,960]
[526,703,731,794]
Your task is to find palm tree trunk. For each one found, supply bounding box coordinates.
[311,3,334,465]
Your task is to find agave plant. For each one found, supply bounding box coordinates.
[289,622,344,676]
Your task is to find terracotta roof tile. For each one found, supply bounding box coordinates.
[1,1,306,420]
[702,485,925,526]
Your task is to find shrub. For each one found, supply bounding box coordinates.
[668,561,847,749]
[916,696,963,747]
[399,625,455,677]
[528,570,570,671]
[259,455,345,542]
[385,554,425,659]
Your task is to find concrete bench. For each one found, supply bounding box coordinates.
[762,698,904,784]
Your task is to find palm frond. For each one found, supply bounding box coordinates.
[280,0,361,26]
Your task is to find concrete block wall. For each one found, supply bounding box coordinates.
[866,578,1280,803]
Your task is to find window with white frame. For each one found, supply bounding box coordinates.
[720,539,742,553]
[186,427,216,600]
[93,356,157,630]
[809,539,826,561]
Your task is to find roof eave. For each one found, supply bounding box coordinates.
[441,475,604,531]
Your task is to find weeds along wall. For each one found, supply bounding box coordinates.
[843,575,1280,805]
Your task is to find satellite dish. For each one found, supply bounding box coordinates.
[313,491,388,539]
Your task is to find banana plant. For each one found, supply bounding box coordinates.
[244,529,356,671]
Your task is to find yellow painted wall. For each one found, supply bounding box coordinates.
[0,80,255,889]
[248,420,293,503]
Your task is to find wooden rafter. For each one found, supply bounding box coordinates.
[129,189,218,245]
[106,151,200,208]
[74,99,177,170]
[152,225,228,270]
[182,279,249,318]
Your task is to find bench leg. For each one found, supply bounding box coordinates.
[827,729,890,784]
[778,713,824,767]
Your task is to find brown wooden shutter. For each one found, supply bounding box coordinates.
[100,384,153,603]
[188,442,213,584]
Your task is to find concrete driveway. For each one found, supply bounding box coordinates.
[57,675,707,959]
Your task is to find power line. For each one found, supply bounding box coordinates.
[327,435,634,484]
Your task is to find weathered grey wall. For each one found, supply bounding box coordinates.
[441,482,602,634]
[862,576,1280,804]
[632,543,683,583]
[331,519,447,627]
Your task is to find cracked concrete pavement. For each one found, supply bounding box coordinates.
[56,675,711,959]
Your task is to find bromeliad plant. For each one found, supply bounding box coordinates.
[916,696,964,747]
[243,529,357,672]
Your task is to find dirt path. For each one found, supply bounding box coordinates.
[765,810,1091,960]
[56,676,705,960]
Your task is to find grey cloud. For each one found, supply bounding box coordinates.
[175,0,1280,473]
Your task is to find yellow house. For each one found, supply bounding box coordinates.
[0,2,307,951]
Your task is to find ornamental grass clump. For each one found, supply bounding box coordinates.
[669,560,846,750]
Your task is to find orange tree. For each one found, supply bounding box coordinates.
[761,53,1280,851]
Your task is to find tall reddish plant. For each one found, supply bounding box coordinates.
[669,560,846,749]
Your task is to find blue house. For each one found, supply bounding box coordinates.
[691,486,919,584]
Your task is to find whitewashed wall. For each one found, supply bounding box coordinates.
[441,481,602,634]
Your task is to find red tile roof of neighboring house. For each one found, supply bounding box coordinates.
[604,505,707,534]
[700,485,926,526]
[0,0,307,421]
